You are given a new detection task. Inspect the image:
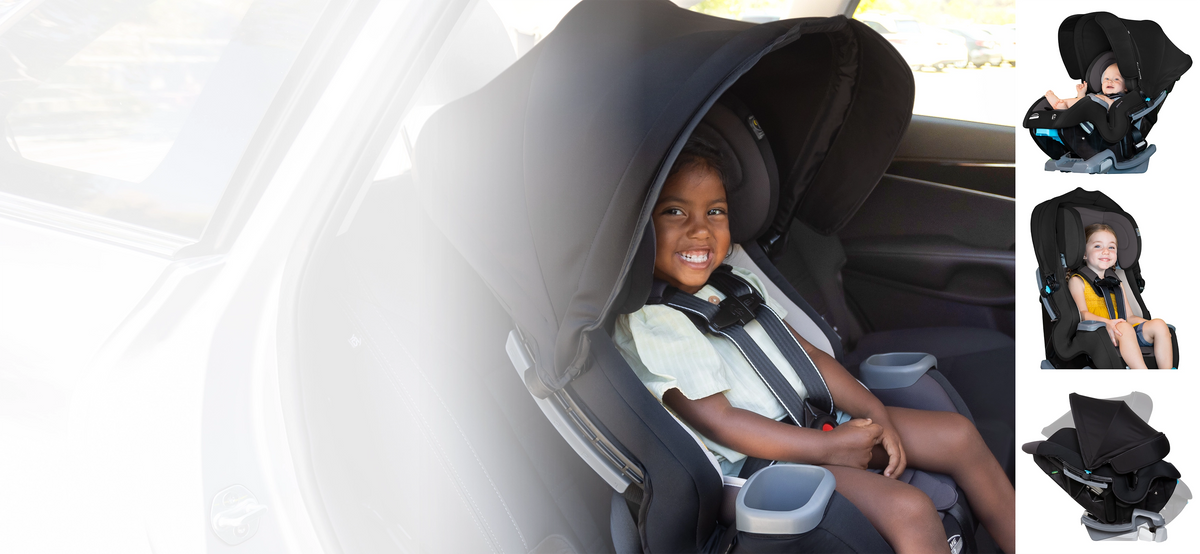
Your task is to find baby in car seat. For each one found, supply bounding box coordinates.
[613,137,1015,554]
[1068,223,1175,369]
[1045,63,1128,110]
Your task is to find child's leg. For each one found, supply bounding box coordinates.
[1045,90,1066,109]
[1115,320,1148,369]
[884,406,1015,554]
[823,465,950,554]
[1141,319,1174,368]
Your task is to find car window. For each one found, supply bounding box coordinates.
[0,0,331,239]
[854,1,1014,126]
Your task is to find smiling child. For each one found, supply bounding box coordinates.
[1068,223,1174,369]
[612,137,1015,554]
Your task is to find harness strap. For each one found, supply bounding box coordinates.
[1076,267,1127,320]
[656,266,836,420]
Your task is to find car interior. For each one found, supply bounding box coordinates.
[290,1,1015,553]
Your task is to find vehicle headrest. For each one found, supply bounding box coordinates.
[1086,51,1120,94]
[1065,206,1140,269]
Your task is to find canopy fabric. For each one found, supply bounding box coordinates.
[1058,12,1191,99]
[416,0,913,393]
[1070,393,1170,473]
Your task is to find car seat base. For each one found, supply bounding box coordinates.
[1044,144,1155,174]
[1081,510,1167,542]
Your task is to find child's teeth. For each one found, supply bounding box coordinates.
[681,252,708,263]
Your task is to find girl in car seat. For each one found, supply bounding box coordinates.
[613,137,1015,554]
[1068,223,1174,369]
[1045,62,1128,110]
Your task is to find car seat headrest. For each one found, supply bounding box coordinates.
[1069,206,1140,269]
[690,99,780,244]
[1086,51,1120,94]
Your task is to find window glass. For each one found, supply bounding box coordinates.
[854,0,1015,126]
[1,0,330,238]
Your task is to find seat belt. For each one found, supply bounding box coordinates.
[648,265,838,430]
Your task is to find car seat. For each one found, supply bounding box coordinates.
[415,2,999,551]
[1023,12,1191,174]
[1023,393,1189,541]
[1031,187,1179,369]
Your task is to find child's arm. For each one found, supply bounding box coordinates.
[662,388,883,469]
[785,323,907,478]
[1069,275,1125,346]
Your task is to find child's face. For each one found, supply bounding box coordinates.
[1084,230,1118,271]
[1101,64,1127,95]
[652,164,731,294]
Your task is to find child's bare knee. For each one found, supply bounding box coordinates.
[889,485,939,524]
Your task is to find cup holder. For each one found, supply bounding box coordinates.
[859,352,937,390]
[735,464,836,535]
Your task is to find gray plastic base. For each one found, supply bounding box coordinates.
[735,465,835,535]
[859,353,936,389]
[1081,510,1167,542]
[1044,144,1155,174]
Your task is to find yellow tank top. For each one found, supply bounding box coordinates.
[1073,273,1120,319]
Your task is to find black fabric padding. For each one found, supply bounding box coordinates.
[1022,91,1140,143]
[1086,51,1119,94]
[731,493,893,553]
[742,239,845,362]
[417,0,910,391]
[571,330,724,553]
[691,101,774,243]
[1057,207,1084,270]
[1070,393,1169,471]
[615,223,655,315]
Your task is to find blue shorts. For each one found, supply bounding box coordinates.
[1134,323,1152,347]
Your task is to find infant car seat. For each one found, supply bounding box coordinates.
[417,1,996,551]
[1023,393,1189,541]
[1031,187,1179,369]
[1023,12,1191,173]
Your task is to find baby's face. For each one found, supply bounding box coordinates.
[1084,230,1118,271]
[652,165,731,294]
[1101,64,1127,95]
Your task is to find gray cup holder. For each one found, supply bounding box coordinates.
[735,464,836,535]
[859,352,937,390]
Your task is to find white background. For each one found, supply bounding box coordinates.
[1015,1,1198,551]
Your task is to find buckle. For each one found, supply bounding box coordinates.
[707,292,763,332]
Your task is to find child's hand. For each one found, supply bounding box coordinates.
[1076,82,1087,98]
[879,425,907,479]
[822,418,882,469]
[1105,318,1125,346]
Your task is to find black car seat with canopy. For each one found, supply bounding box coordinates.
[1031,188,1179,369]
[417,1,998,551]
[1023,393,1188,541]
[1023,12,1191,174]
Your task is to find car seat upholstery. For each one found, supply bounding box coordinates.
[1032,188,1179,369]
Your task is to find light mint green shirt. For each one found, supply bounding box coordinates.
[613,266,840,475]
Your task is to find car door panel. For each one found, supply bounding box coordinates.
[838,117,1015,337]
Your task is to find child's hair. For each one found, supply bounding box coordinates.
[667,135,729,188]
[1084,223,1117,242]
